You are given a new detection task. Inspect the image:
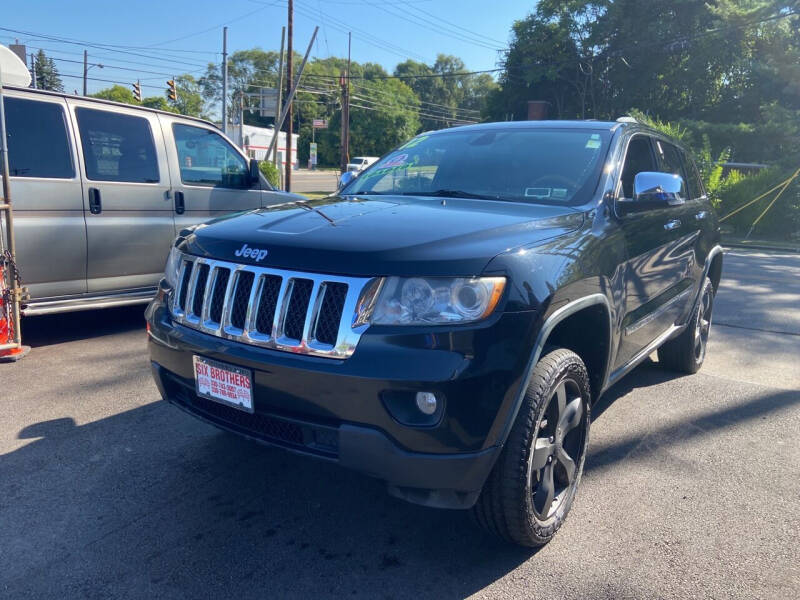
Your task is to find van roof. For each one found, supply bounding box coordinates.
[2,85,217,129]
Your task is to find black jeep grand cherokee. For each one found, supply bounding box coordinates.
[146,120,722,547]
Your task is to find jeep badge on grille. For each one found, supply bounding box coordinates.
[234,244,268,262]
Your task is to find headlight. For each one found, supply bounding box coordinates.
[369,276,506,325]
[164,243,182,289]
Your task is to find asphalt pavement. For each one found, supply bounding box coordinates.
[1,249,798,599]
[288,169,340,194]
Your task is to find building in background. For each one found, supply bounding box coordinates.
[228,124,298,169]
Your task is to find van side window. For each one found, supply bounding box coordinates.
[654,141,688,199]
[172,124,249,189]
[620,136,657,199]
[75,108,159,183]
[5,97,74,178]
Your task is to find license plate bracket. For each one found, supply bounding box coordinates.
[193,355,254,413]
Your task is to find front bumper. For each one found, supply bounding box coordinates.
[146,293,536,508]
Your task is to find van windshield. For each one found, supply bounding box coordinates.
[342,128,611,206]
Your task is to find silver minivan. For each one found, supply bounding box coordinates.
[2,86,298,315]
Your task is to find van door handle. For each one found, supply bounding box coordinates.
[174,191,185,215]
[664,219,681,231]
[88,188,102,214]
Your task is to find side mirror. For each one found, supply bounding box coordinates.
[249,159,261,186]
[338,170,357,191]
[619,172,685,215]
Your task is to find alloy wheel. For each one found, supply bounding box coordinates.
[694,286,713,363]
[528,378,587,520]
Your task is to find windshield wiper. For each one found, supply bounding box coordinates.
[400,189,508,201]
[293,201,335,225]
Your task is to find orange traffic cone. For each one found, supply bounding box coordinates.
[0,262,30,362]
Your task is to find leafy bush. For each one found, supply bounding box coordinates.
[258,160,281,188]
[626,110,800,241]
[627,110,742,205]
[716,168,800,241]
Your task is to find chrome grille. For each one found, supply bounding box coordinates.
[171,254,374,359]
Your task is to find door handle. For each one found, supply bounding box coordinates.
[88,188,102,215]
[664,219,681,231]
[174,191,185,215]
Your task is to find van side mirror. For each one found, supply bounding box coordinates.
[618,172,685,215]
[249,159,261,186]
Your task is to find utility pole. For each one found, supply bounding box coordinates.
[340,32,352,172]
[345,32,351,168]
[274,26,285,169]
[82,50,88,96]
[30,53,37,89]
[340,71,347,172]
[285,0,293,192]
[222,27,228,134]
[240,91,245,148]
[339,34,351,172]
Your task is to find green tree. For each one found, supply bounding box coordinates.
[91,85,137,104]
[33,49,64,92]
[141,96,177,113]
[394,55,494,129]
[173,74,206,118]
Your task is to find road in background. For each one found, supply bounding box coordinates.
[289,169,340,194]
[1,250,798,599]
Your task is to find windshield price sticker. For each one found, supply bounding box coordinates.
[193,355,254,413]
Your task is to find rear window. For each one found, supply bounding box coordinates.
[75,107,160,183]
[344,128,611,205]
[5,97,74,178]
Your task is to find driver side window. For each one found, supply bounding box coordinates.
[620,136,657,199]
[172,123,250,189]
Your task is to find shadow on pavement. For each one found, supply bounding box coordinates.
[3,355,798,598]
[20,304,147,348]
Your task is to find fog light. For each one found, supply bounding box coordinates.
[415,392,438,415]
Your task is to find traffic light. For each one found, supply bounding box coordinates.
[166,79,177,102]
[132,81,141,102]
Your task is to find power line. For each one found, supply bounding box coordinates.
[288,0,430,62]
[364,1,504,51]
[0,27,213,69]
[400,1,508,47]
[347,80,480,115]
[140,2,280,48]
[307,68,503,80]
[3,39,212,77]
[299,83,479,119]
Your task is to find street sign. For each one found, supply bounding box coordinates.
[309,142,318,166]
[248,88,278,117]
[312,119,328,129]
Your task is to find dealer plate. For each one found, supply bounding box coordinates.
[193,355,254,413]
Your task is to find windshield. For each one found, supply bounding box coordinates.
[342,128,611,205]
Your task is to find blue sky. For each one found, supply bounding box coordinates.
[1,0,529,98]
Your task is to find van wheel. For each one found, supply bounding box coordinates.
[472,348,591,547]
[657,277,714,374]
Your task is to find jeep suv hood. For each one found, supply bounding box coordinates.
[182,195,584,277]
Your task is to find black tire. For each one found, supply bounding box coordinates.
[657,277,714,374]
[471,348,591,547]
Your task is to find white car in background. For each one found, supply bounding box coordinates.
[346,156,379,172]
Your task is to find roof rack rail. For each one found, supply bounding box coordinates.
[616,116,638,123]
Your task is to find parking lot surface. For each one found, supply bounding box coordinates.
[1,249,798,599]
